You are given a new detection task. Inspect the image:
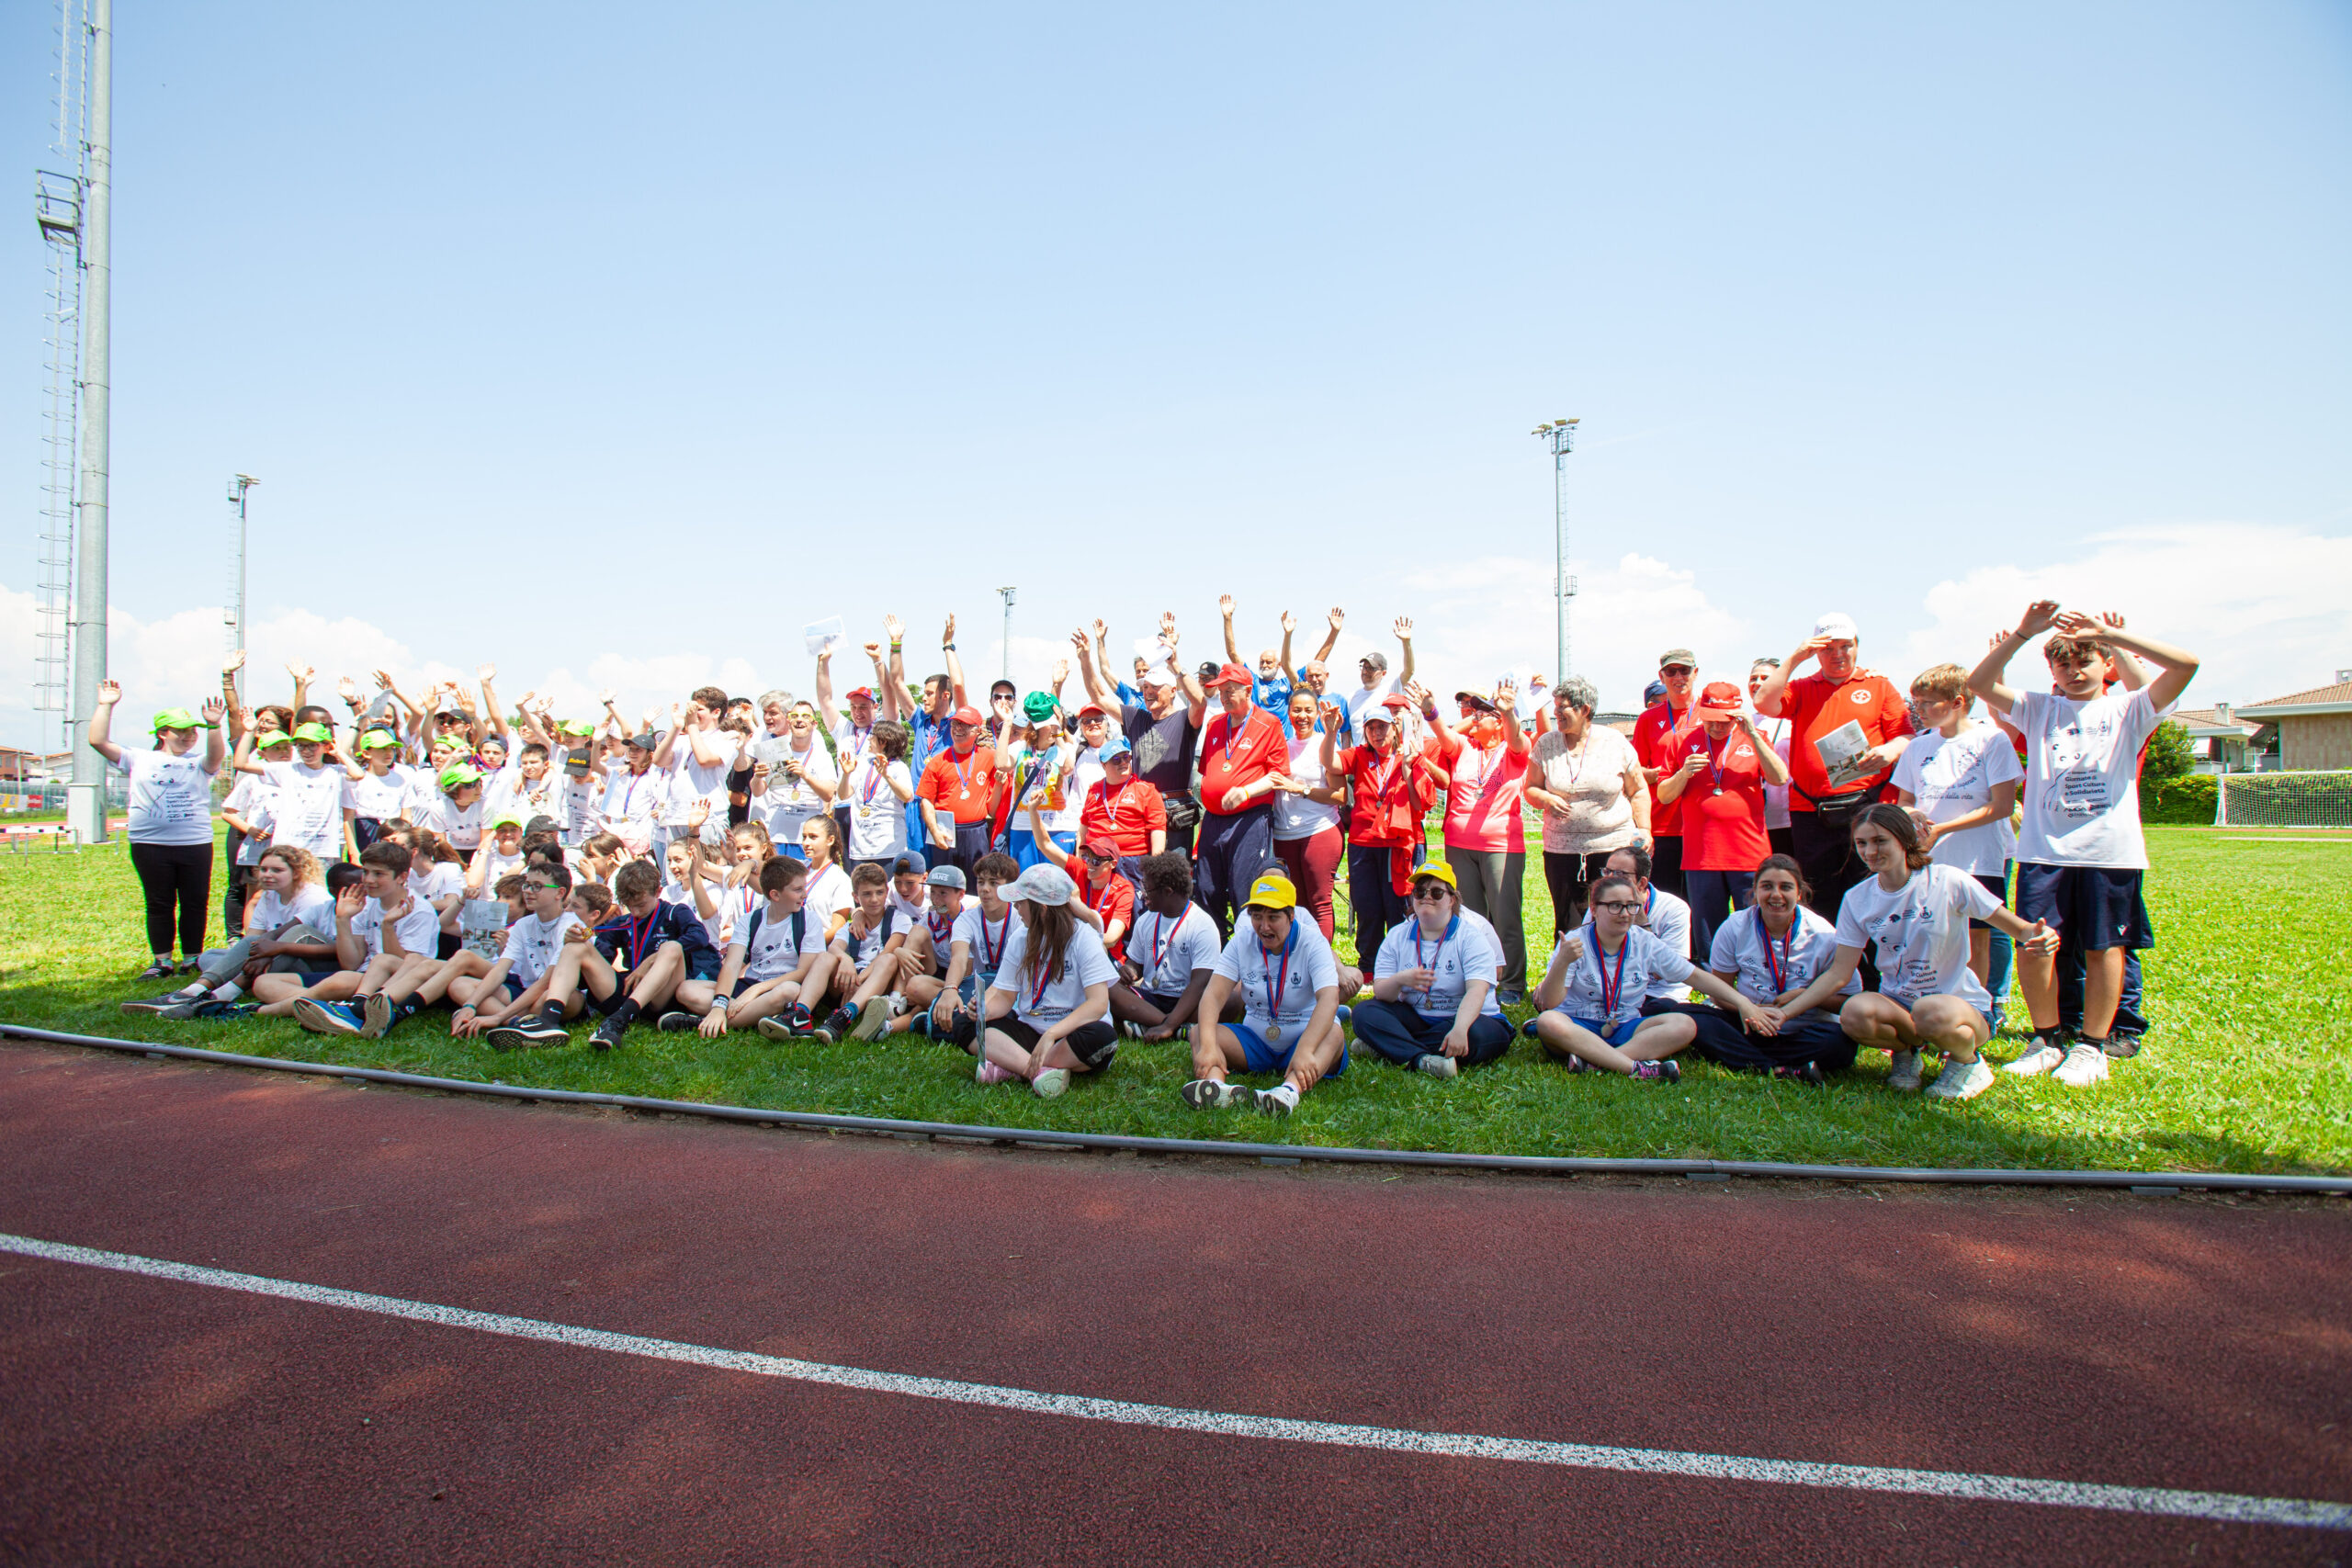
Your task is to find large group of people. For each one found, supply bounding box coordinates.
[96,595,2196,1108]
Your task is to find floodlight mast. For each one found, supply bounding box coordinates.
[998,587,1017,682]
[1531,418,1580,685]
[225,476,257,655]
[65,0,110,846]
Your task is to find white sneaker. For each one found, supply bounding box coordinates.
[1258,1083,1301,1119]
[1924,1057,1995,1101]
[2053,1043,2111,1088]
[1031,1067,1071,1099]
[1886,1050,1924,1092]
[2004,1036,2065,1077]
[850,996,892,1041]
[885,991,909,1018]
[1416,1053,1458,1079]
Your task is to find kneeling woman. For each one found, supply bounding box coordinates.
[1775,805,2056,1101]
[1692,854,1860,1082]
[1531,871,1764,1081]
[1352,861,1515,1079]
[978,864,1121,1100]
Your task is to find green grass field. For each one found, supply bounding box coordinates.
[2,825,2346,1173]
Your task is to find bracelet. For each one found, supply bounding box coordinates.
[890,641,903,650]
[943,642,956,651]
[711,995,729,1009]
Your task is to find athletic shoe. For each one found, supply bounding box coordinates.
[1629,1059,1681,1083]
[120,991,197,1015]
[755,1015,797,1043]
[1925,1057,1996,1101]
[360,992,394,1040]
[783,1001,815,1033]
[154,998,218,1021]
[1182,1078,1243,1109]
[1120,1020,1146,1040]
[1559,1053,1589,1074]
[1031,1067,1071,1099]
[1416,1053,1458,1080]
[177,959,203,976]
[1519,1017,1542,1040]
[886,992,910,1018]
[812,1007,857,1044]
[849,997,891,1042]
[976,1058,1014,1085]
[492,1016,571,1051]
[590,1014,628,1051]
[294,998,364,1036]
[192,999,256,1020]
[1257,1083,1300,1118]
[1334,1004,1351,1028]
[2053,1042,2112,1089]
[1497,987,1525,1008]
[657,1010,699,1032]
[1886,1049,1924,1092]
[2102,1032,2143,1060]
[1773,1062,1828,1088]
[2003,1036,2065,1077]
[136,960,175,983]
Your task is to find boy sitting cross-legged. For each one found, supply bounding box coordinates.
[819,862,914,1042]
[659,856,838,1042]
[261,839,447,1039]
[570,858,725,1048]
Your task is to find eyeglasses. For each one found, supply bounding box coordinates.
[1591,900,1640,914]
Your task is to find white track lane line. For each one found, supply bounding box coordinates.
[5,1230,2346,1532]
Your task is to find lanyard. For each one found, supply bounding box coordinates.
[1102,780,1123,829]
[1412,914,1456,1006]
[855,756,888,807]
[927,908,956,946]
[1210,710,1261,773]
[1760,917,1792,994]
[1084,873,1119,926]
[979,909,1009,970]
[628,907,663,966]
[1589,925,1629,1018]
[1705,737,1727,793]
[1148,908,1188,978]
[1024,946,1059,1013]
[1259,920,1299,1019]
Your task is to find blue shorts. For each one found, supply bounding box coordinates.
[500,976,527,1004]
[1232,1019,1347,1078]
[1565,1015,1643,1048]
[2015,863,2152,953]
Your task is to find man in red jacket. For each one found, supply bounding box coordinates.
[1193,661,1293,938]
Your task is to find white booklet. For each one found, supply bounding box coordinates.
[458,898,512,962]
[1815,719,1877,790]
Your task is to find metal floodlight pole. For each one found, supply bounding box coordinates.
[226,475,257,654]
[66,0,111,846]
[1530,418,1579,684]
[997,586,1017,682]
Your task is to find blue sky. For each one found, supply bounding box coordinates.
[8,0,2349,744]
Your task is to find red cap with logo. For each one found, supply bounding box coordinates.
[1693,681,1744,721]
[950,705,984,726]
[1204,661,1253,689]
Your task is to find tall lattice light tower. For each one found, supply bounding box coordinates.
[31,0,91,756]
[1532,418,1579,683]
[225,475,258,654]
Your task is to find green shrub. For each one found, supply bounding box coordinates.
[2143,719,2195,782]
[2142,772,2216,825]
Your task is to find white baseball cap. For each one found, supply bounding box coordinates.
[1001,864,1076,907]
[1813,612,1859,640]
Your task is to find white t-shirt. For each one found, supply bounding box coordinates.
[1273,731,1342,840]
[118,747,220,846]
[1752,716,1793,832]
[802,863,854,929]
[1530,726,1642,854]
[418,792,483,853]
[1126,904,1219,996]
[1834,864,2003,1012]
[747,734,837,841]
[263,760,347,861]
[499,909,584,989]
[1211,919,1341,1029]
[1548,925,1692,1028]
[472,846,526,887]
[601,763,667,838]
[2011,688,2168,870]
[343,765,412,822]
[249,882,335,938]
[351,894,441,962]
[951,901,1023,988]
[1635,885,1692,1000]
[1345,675,1400,728]
[221,774,274,865]
[730,900,813,983]
[842,758,913,862]
[1374,914,1503,1019]
[1892,723,2023,877]
[410,860,466,909]
[831,908,904,970]
[1708,905,1859,1008]
[666,732,744,829]
[990,920,1119,1027]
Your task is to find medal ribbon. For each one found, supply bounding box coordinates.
[1261,919,1298,1021]
[1589,925,1628,1019]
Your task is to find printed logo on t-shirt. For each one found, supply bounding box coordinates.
[1850,689,1872,705]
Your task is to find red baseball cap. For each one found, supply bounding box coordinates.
[950,705,983,726]
[1082,834,1121,859]
[1075,701,1109,718]
[1693,681,1744,721]
[846,686,876,703]
[1204,661,1252,689]
[1378,694,1414,710]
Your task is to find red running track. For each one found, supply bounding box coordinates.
[0,1041,2346,1565]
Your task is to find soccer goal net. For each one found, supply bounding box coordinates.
[2217,773,2352,829]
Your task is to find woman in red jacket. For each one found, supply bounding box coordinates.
[1321,693,1437,959]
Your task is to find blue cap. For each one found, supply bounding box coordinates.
[891,849,928,874]
[1100,736,1133,760]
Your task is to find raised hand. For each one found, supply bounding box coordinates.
[336,881,368,919]
[1091,617,1108,642]
[1393,616,1413,640]
[1069,627,1091,657]
[1319,698,1344,725]
[2050,608,2103,638]
[1328,606,1345,632]
[1402,680,1430,705]
[200,697,226,727]
[372,668,395,691]
[599,688,618,706]
[476,663,496,683]
[2098,610,2128,630]
[1218,594,1236,617]
[1159,610,1176,639]
[337,675,360,704]
[222,649,247,676]
[2014,600,2063,638]
[883,614,905,642]
[1051,656,1069,685]
[287,660,314,682]
[1280,610,1296,635]
[942,613,956,645]
[863,640,882,660]
[234,705,258,732]
[687,797,711,829]
[96,678,121,704]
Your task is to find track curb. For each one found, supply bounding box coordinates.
[6,1021,2348,1195]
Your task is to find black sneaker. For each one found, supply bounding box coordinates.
[2102,1032,2143,1060]
[812,1007,857,1044]
[134,961,176,984]
[1519,1017,1542,1040]
[177,959,203,976]
[784,1001,815,1033]
[1630,1059,1681,1084]
[754,1015,797,1042]
[590,1014,628,1051]
[1773,1061,1828,1087]
[120,990,196,1015]
[656,1010,698,1032]
[360,992,394,1040]
[490,1016,570,1050]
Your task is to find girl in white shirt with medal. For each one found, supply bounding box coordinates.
[1777,805,2058,1100]
[1691,855,1860,1082]
[1530,872,1765,1081]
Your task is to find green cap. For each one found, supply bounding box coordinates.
[289,721,334,744]
[438,763,482,793]
[150,707,215,733]
[489,809,526,829]
[1022,691,1060,725]
[358,728,400,750]
[255,729,295,750]
[560,719,595,738]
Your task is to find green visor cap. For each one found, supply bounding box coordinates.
[489,809,526,829]
[359,728,401,750]
[560,719,595,737]
[437,763,483,792]
[150,708,215,733]
[289,722,334,744]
